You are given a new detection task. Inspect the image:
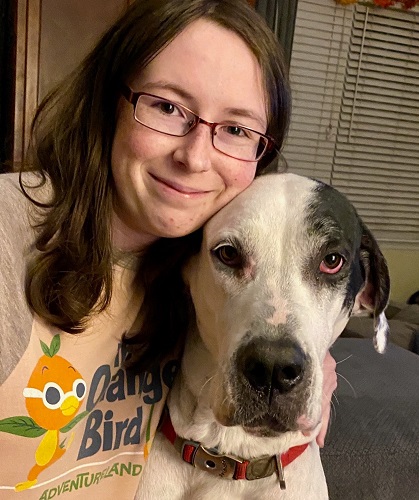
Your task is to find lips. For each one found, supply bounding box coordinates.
[150,173,209,196]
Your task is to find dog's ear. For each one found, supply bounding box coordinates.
[353,222,390,353]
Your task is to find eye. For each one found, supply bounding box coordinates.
[73,379,87,400]
[320,253,345,274]
[213,244,242,268]
[159,101,175,114]
[152,98,185,118]
[225,125,246,137]
[158,100,183,116]
[44,385,62,407]
[221,124,254,140]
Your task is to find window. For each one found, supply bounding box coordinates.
[284,0,419,248]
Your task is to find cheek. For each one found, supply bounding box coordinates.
[112,109,169,172]
[112,128,154,171]
[223,162,257,194]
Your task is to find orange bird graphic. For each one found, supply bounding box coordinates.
[10,335,88,491]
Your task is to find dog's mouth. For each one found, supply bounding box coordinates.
[242,405,311,434]
[243,413,321,438]
[242,415,297,437]
[216,407,320,440]
[213,387,313,436]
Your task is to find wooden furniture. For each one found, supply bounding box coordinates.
[11,0,129,170]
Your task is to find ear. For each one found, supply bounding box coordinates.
[353,222,390,353]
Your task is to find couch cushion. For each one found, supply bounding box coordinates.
[342,316,419,351]
[392,304,419,325]
[321,338,419,500]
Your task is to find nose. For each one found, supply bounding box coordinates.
[237,338,306,397]
[172,123,213,173]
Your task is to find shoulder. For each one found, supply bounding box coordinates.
[0,171,25,203]
[0,173,36,384]
[0,172,42,244]
[0,172,32,227]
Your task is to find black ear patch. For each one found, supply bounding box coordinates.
[354,221,390,353]
[311,180,390,353]
[355,222,390,317]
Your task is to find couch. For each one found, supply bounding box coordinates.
[320,305,419,499]
[342,302,419,354]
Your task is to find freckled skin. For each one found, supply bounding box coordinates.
[110,19,265,251]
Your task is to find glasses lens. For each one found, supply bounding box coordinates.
[213,125,268,161]
[134,95,194,136]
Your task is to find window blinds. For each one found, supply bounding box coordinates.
[284,0,419,248]
[283,0,354,181]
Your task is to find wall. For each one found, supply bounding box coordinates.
[12,0,129,169]
[38,0,128,101]
[381,247,419,303]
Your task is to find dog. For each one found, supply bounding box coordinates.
[136,173,390,499]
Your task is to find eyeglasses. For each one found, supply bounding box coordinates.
[121,86,276,162]
[23,379,87,410]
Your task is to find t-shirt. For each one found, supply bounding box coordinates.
[0,173,178,499]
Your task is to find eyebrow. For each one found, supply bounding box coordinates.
[141,81,196,102]
[141,81,266,129]
[223,107,266,129]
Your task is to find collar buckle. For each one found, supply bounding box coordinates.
[190,444,240,479]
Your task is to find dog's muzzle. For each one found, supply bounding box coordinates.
[229,337,311,433]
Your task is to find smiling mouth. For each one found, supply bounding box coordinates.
[150,173,209,196]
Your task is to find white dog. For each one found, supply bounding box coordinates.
[136,173,390,500]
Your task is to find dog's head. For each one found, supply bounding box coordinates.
[183,173,390,437]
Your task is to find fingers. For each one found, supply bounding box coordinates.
[316,351,337,448]
[316,403,331,448]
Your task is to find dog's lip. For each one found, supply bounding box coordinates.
[242,425,287,437]
[241,415,297,434]
[297,414,320,434]
[235,411,319,436]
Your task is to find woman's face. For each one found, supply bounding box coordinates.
[111,18,267,251]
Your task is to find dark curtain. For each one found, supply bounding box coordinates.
[0,0,17,172]
[255,0,299,68]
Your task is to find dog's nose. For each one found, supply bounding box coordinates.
[237,338,306,396]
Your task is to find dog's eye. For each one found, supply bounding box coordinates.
[213,244,242,268]
[320,253,345,274]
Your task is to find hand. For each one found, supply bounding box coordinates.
[316,350,337,448]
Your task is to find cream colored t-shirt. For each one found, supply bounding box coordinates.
[0,173,178,499]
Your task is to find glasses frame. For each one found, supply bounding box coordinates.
[121,85,277,162]
[23,379,87,410]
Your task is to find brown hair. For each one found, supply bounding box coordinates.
[21,0,291,362]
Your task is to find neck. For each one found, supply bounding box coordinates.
[111,211,159,252]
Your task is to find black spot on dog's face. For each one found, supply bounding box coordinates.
[343,247,365,311]
[304,182,366,309]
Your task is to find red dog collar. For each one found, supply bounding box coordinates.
[161,415,309,490]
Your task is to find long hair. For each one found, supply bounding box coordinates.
[21,0,291,353]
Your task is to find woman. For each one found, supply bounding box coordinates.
[0,0,336,498]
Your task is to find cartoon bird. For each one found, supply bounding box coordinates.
[0,335,88,492]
